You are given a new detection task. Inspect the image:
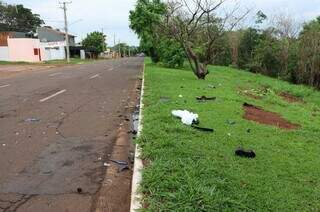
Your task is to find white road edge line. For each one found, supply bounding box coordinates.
[89,74,100,79]
[49,72,62,77]
[130,63,145,212]
[39,89,66,103]
[0,84,10,88]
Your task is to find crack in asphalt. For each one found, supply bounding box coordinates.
[0,194,35,212]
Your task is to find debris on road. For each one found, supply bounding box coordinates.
[77,187,83,193]
[196,96,216,102]
[110,160,129,173]
[110,160,128,165]
[24,118,40,123]
[235,148,256,158]
[172,110,198,126]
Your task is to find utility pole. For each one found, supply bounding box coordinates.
[60,1,72,63]
[101,28,105,52]
[118,39,121,58]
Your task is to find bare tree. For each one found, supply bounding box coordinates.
[271,13,301,39]
[162,0,249,79]
[271,13,301,77]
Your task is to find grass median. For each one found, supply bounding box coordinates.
[138,58,320,211]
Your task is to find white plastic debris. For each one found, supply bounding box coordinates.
[172,110,198,126]
[103,162,110,167]
[178,95,183,98]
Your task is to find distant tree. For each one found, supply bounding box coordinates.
[252,29,281,76]
[270,13,301,79]
[113,43,130,57]
[82,31,106,56]
[157,38,185,68]
[129,0,166,63]
[297,17,320,88]
[228,31,242,66]
[238,28,260,69]
[0,2,44,32]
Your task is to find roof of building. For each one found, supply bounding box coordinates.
[37,27,76,37]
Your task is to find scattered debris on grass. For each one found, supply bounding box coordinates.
[279,92,304,103]
[191,125,214,132]
[172,110,198,125]
[208,84,216,89]
[196,96,216,102]
[238,86,274,100]
[178,94,183,98]
[226,120,236,125]
[243,103,300,130]
[235,148,256,158]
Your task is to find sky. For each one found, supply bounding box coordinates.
[4,0,320,46]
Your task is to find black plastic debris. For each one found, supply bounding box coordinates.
[191,124,214,132]
[247,129,251,133]
[235,148,256,158]
[110,159,129,172]
[77,187,83,193]
[128,130,137,135]
[119,165,129,172]
[110,159,128,165]
[196,96,216,102]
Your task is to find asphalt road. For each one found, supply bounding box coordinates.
[0,57,143,212]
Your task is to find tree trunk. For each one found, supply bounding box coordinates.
[185,46,208,79]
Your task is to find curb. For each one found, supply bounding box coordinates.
[130,63,145,211]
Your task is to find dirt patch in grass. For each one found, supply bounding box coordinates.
[243,103,300,130]
[279,92,304,103]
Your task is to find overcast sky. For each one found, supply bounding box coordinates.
[5,0,320,46]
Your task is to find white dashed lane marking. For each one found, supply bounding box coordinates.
[0,84,10,88]
[39,89,67,103]
[49,72,62,77]
[89,74,100,79]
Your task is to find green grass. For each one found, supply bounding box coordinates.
[138,58,320,211]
